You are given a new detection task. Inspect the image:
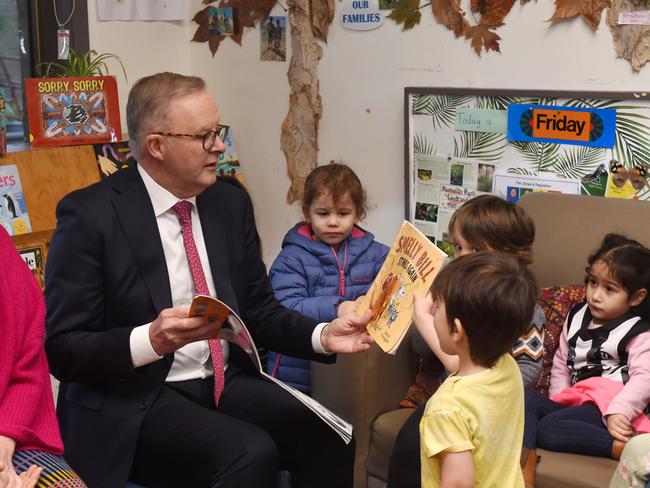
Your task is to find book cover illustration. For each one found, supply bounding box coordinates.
[357,220,447,354]
[189,295,353,443]
[216,128,242,179]
[0,164,31,236]
[25,76,122,147]
[17,240,47,292]
[94,140,133,179]
[0,87,6,156]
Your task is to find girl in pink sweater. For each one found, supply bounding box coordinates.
[522,234,650,486]
[0,228,86,487]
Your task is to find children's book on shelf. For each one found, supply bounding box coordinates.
[356,220,447,354]
[16,240,47,292]
[24,76,122,147]
[93,140,133,179]
[189,295,353,443]
[0,87,6,156]
[216,128,242,181]
[0,164,31,236]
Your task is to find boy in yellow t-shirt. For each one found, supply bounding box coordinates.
[412,251,538,488]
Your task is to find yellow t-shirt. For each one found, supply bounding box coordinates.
[420,354,525,488]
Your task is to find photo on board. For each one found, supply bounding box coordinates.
[260,16,286,62]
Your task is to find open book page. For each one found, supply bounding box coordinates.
[356,220,447,354]
[189,295,352,443]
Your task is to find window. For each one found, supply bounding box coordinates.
[0,0,88,145]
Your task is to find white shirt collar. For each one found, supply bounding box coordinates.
[137,163,197,216]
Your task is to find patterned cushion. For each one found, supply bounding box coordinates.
[399,355,446,408]
[532,284,586,397]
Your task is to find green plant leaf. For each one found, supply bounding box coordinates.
[387,0,422,30]
[453,131,506,161]
[511,141,561,172]
[37,47,127,81]
[413,131,435,155]
[412,94,472,130]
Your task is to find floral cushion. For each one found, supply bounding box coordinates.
[532,284,586,397]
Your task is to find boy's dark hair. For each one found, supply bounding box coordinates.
[431,251,538,368]
[302,162,368,220]
[586,233,650,319]
[448,195,535,266]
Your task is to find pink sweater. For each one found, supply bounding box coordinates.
[0,228,63,453]
[550,314,650,423]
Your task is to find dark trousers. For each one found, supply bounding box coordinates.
[387,404,425,488]
[129,365,355,488]
[524,388,614,457]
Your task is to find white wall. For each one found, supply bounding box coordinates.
[87,0,648,265]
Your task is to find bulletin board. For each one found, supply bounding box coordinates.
[404,87,650,253]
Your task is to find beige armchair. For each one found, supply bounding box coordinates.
[312,192,650,488]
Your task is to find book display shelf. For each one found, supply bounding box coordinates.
[1,145,100,248]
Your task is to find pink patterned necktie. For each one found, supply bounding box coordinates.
[172,200,225,406]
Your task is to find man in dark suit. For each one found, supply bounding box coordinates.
[45,72,373,488]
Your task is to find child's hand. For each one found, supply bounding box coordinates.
[607,413,635,442]
[337,297,363,318]
[412,291,434,332]
[412,291,460,373]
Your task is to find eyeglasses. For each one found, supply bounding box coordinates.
[153,124,229,151]
[610,159,648,191]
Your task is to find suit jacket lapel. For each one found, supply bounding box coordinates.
[110,165,173,314]
[197,190,238,313]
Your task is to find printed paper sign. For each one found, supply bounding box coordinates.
[493,172,580,203]
[455,108,507,133]
[507,104,616,148]
[340,0,384,30]
[618,11,650,25]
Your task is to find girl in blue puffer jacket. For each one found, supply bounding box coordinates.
[266,162,389,393]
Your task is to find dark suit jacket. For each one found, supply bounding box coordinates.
[44,164,331,488]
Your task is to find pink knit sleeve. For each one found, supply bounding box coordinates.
[606,331,650,422]
[0,230,62,452]
[549,316,572,396]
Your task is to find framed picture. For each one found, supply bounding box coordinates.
[17,240,47,292]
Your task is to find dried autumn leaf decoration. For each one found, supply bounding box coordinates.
[386,0,515,55]
[548,0,611,31]
[193,0,275,56]
[465,24,502,54]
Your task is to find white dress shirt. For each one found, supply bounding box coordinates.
[129,164,329,382]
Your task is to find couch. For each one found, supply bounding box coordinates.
[312,192,650,488]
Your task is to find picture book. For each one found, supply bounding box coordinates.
[0,165,31,236]
[0,87,6,156]
[94,140,133,179]
[17,240,47,292]
[25,76,122,147]
[356,220,447,354]
[189,295,353,443]
[216,128,242,179]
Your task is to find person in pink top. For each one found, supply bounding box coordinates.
[522,233,650,487]
[0,227,86,487]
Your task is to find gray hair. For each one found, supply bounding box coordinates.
[126,72,206,158]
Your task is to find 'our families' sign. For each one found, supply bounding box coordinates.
[507,104,616,148]
[340,0,384,31]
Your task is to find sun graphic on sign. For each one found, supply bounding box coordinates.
[40,90,109,139]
